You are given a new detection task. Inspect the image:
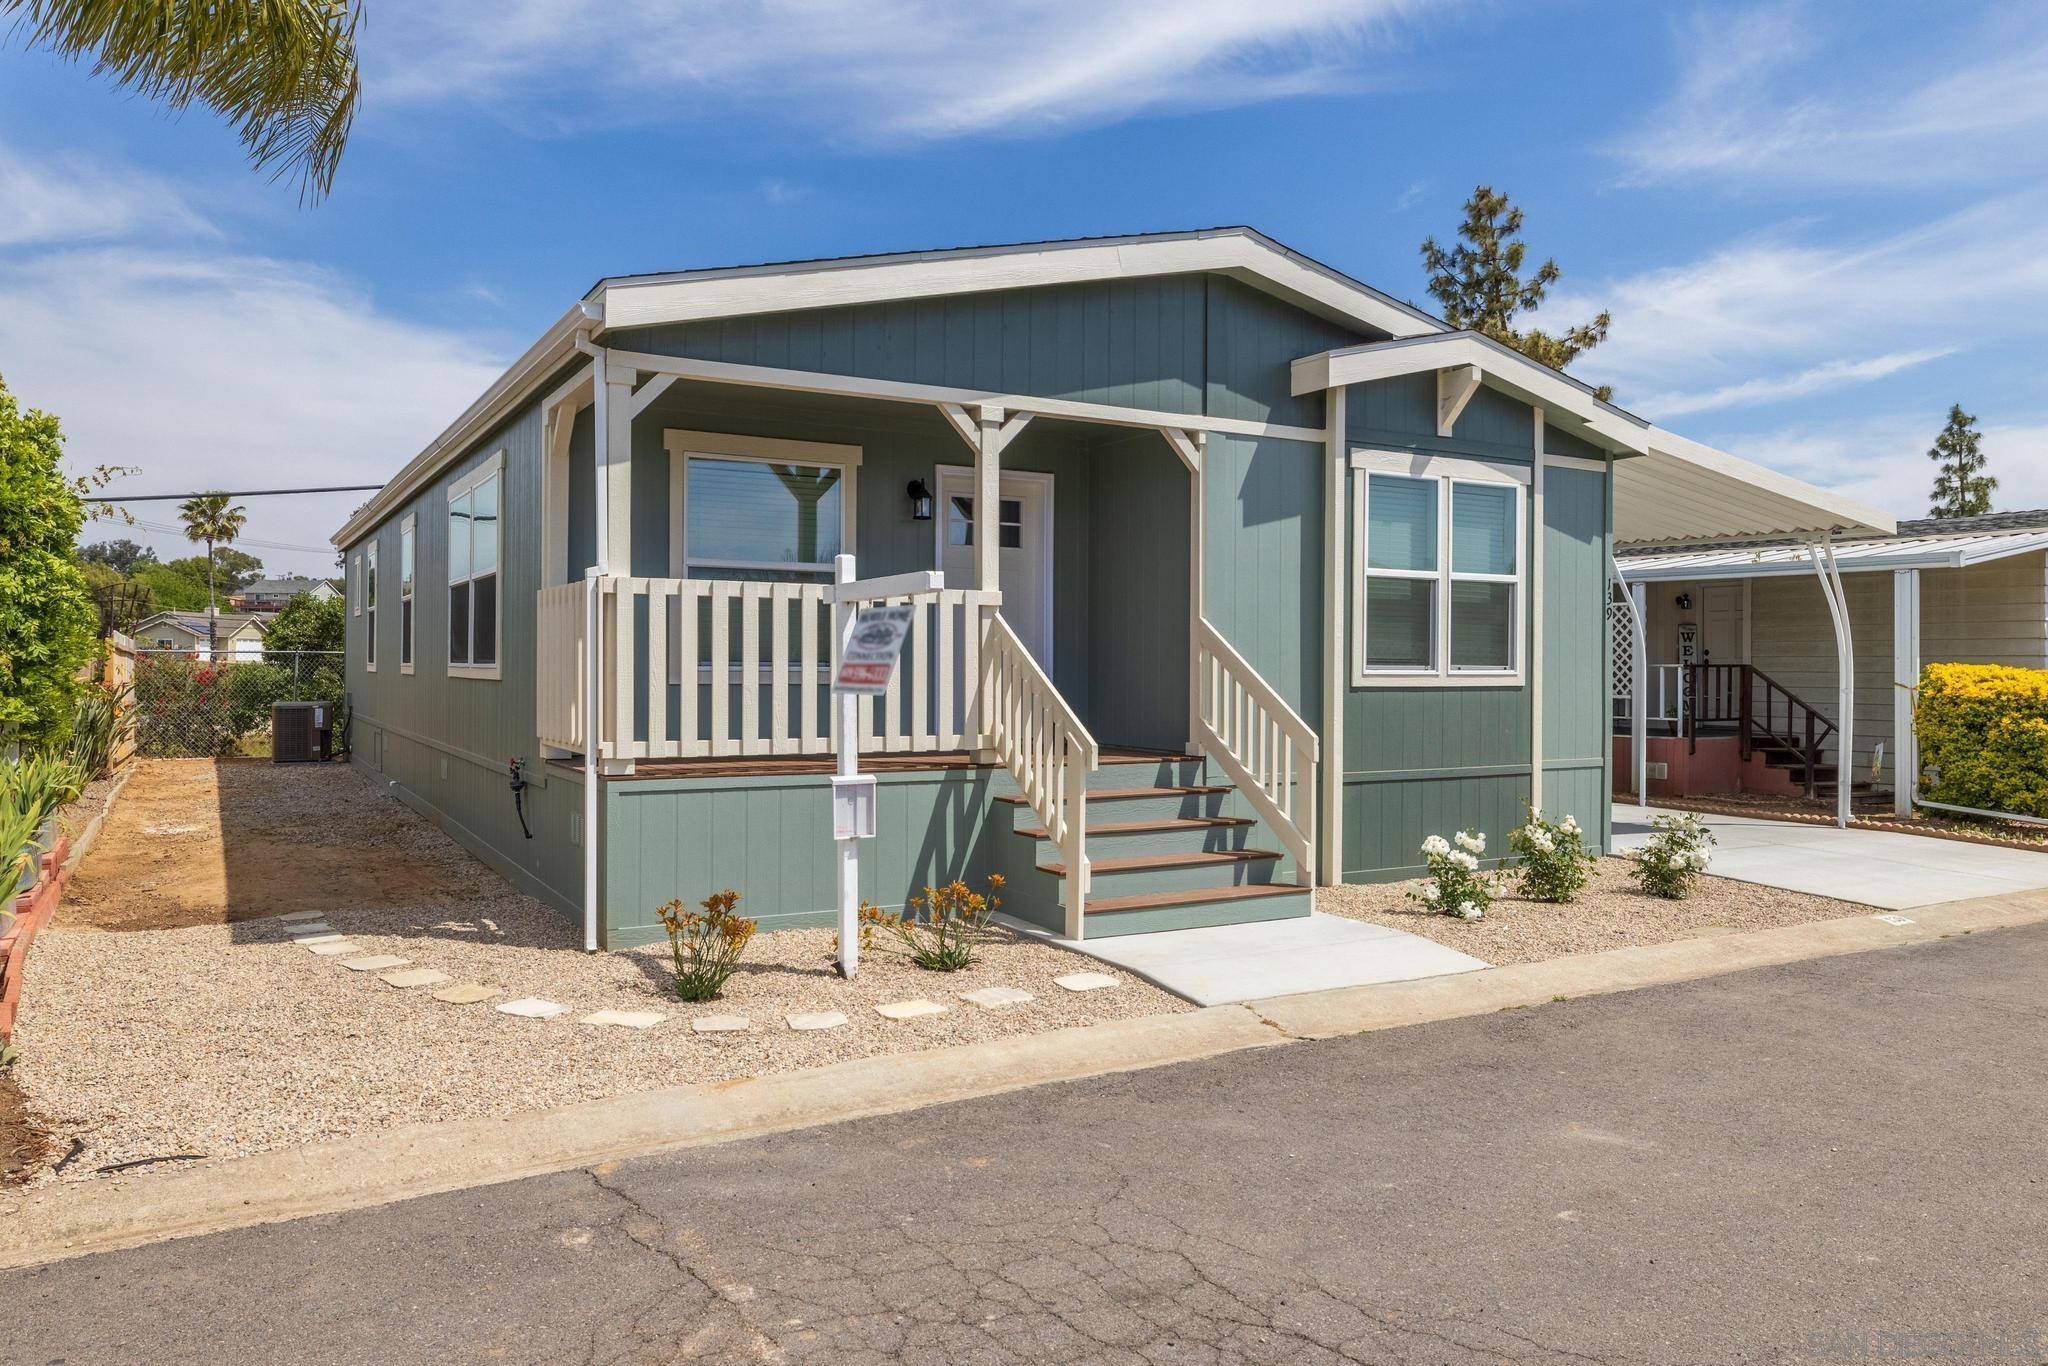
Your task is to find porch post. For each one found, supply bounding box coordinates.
[974,404,1003,593]
[1320,386,1347,886]
[1893,567,1921,817]
[598,358,636,573]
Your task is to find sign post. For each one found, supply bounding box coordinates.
[829,554,944,978]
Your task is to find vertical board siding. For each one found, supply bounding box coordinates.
[340,364,588,917]
[1350,376,1542,462]
[1086,431,1190,750]
[1203,432,1323,728]
[1541,467,1609,763]
[1202,275,1365,428]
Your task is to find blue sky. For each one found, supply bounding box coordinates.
[3,0,2044,574]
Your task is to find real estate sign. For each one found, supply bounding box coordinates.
[833,603,915,694]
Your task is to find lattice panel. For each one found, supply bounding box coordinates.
[1609,596,1635,701]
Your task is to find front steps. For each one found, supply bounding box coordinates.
[993,752,1313,939]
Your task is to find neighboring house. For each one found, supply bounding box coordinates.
[232,576,341,612]
[331,229,1885,950]
[131,610,269,659]
[1614,509,2048,813]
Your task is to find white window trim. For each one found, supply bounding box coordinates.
[399,514,416,676]
[364,539,378,672]
[447,449,505,680]
[663,429,861,580]
[1350,448,1529,688]
[349,553,361,615]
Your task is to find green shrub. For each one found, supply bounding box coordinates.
[859,875,1004,970]
[1630,812,1715,899]
[655,890,758,1001]
[1408,829,1498,920]
[0,752,85,889]
[1508,809,1595,902]
[1916,662,2048,818]
[64,685,132,779]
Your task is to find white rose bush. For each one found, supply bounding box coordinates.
[1631,812,1716,899]
[1409,828,1497,920]
[1507,808,1595,903]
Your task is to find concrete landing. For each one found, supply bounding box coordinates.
[1001,910,1488,1006]
[1611,804,2048,909]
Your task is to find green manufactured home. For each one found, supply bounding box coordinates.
[333,229,1885,950]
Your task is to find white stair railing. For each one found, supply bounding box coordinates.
[1193,616,1318,885]
[980,610,1099,938]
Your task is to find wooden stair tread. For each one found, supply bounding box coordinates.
[1037,848,1279,877]
[1012,816,1252,839]
[1086,884,1306,915]
[993,785,1229,806]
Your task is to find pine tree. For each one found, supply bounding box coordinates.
[1927,404,1995,518]
[1421,186,1614,400]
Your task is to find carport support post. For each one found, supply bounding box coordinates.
[1811,535,1854,829]
[1893,568,1921,817]
[1630,580,1648,801]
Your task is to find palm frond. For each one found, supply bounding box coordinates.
[2,0,361,202]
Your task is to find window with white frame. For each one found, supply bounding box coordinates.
[665,431,860,581]
[1352,454,1525,684]
[349,553,361,615]
[364,540,378,670]
[447,453,503,675]
[399,515,416,673]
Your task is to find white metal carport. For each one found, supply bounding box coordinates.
[1617,525,2048,821]
[1610,429,1893,828]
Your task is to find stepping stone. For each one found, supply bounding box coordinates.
[497,997,567,1019]
[960,986,1034,1009]
[874,999,948,1020]
[432,983,501,1005]
[785,1011,848,1031]
[306,941,364,957]
[381,968,451,989]
[279,910,325,923]
[691,1014,750,1033]
[1053,972,1120,993]
[580,1009,667,1029]
[342,954,410,972]
[293,932,345,945]
[286,922,334,936]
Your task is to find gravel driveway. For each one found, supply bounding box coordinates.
[11,762,1183,1182]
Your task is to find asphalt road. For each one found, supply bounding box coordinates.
[7,924,2047,1365]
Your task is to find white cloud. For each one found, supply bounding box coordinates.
[1612,2,2048,187]
[1,243,504,575]
[366,0,1449,143]
[0,143,214,248]
[1703,411,2048,519]
[1546,195,2048,422]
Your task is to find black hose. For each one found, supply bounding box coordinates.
[509,758,534,840]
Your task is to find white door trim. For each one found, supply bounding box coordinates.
[934,463,1054,666]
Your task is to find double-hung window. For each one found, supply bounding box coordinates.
[399,515,416,673]
[364,541,378,670]
[1352,453,1525,684]
[447,452,503,677]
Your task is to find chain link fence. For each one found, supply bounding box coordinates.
[133,650,346,758]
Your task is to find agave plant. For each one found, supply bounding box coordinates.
[0,752,84,891]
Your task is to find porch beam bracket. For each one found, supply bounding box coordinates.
[937,401,980,452]
[629,373,680,419]
[1161,427,1203,474]
[1436,364,1481,438]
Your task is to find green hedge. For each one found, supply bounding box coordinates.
[1915,662,2048,817]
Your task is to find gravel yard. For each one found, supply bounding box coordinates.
[10,761,1184,1183]
[1317,855,1873,965]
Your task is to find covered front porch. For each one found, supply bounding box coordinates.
[528,351,1319,945]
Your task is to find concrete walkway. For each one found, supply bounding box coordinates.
[1000,910,1487,1006]
[1612,802,2048,909]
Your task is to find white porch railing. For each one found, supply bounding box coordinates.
[981,612,1098,937]
[1192,616,1318,885]
[538,576,1002,760]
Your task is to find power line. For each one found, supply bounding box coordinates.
[99,515,336,556]
[92,484,382,502]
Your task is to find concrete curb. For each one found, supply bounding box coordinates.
[59,759,138,878]
[5,892,2046,1271]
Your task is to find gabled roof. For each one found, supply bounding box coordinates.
[593,228,1447,341]
[134,611,269,637]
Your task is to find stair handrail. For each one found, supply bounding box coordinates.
[1192,616,1318,886]
[980,610,1098,938]
[1686,662,1840,798]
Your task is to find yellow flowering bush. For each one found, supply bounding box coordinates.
[859,874,1004,971]
[655,889,757,1001]
[1915,663,2048,817]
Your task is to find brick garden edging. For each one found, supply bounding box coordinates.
[1,835,72,1044]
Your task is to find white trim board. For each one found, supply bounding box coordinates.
[663,429,862,580]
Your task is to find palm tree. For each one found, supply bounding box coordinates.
[1,0,361,201]
[178,492,248,656]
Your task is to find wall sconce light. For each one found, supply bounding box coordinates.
[1675,592,1693,610]
[907,479,934,521]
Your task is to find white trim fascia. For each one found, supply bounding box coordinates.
[335,304,591,549]
[1541,452,1609,473]
[1294,332,1649,453]
[609,348,1329,446]
[1351,447,1534,485]
[596,229,1443,341]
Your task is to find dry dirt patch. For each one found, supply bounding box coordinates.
[62,759,477,931]
[1318,856,1872,966]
